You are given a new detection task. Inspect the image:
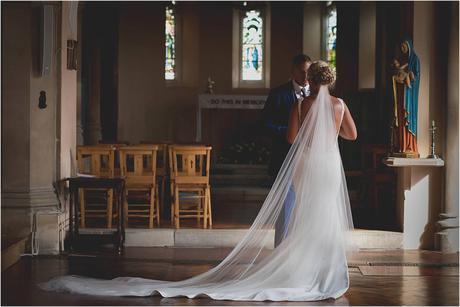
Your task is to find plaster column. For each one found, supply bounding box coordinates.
[2,2,62,250]
[1,2,34,240]
[436,2,459,252]
[60,1,78,179]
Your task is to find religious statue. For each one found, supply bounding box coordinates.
[206,77,215,94]
[390,39,420,158]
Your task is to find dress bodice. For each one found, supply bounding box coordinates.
[297,97,345,139]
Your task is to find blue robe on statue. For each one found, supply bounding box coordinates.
[262,81,298,247]
[404,39,420,136]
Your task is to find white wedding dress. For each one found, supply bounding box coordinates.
[40,85,356,301]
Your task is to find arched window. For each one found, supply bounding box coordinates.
[165,5,176,80]
[324,2,337,69]
[241,10,263,81]
[233,5,271,88]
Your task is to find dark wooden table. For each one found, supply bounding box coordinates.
[67,177,125,254]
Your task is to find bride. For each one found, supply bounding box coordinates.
[40,60,358,302]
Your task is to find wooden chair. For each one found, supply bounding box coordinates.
[98,141,129,177]
[119,145,159,228]
[168,145,175,224]
[167,142,206,223]
[140,141,170,220]
[156,144,169,220]
[76,145,117,228]
[170,145,212,229]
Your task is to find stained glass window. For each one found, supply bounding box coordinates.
[325,3,337,69]
[165,6,176,80]
[241,10,263,81]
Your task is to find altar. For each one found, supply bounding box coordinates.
[195,94,268,161]
[195,94,268,142]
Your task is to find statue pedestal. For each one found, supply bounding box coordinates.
[383,157,444,167]
[383,157,445,249]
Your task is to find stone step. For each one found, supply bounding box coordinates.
[212,163,269,175]
[211,186,270,202]
[210,173,272,187]
[1,236,28,271]
[79,228,403,250]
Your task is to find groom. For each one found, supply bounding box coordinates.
[262,54,312,247]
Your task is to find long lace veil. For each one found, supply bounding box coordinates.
[40,85,356,299]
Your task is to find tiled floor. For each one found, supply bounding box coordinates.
[1,248,458,306]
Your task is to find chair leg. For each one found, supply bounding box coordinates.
[197,190,202,226]
[161,177,165,219]
[174,187,180,229]
[207,187,213,228]
[203,188,208,229]
[149,188,155,229]
[107,189,114,228]
[124,190,129,228]
[79,188,86,228]
[156,185,160,226]
[170,183,175,225]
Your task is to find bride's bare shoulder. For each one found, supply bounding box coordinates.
[330,96,344,110]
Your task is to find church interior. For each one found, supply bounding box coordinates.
[1,1,459,305]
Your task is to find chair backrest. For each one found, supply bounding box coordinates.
[97,142,129,174]
[76,145,116,177]
[156,144,168,177]
[168,145,175,181]
[118,145,158,187]
[140,142,169,178]
[170,145,212,185]
[98,141,130,146]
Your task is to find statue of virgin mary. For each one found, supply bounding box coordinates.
[391,39,420,157]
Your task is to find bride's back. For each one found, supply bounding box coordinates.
[300,95,344,134]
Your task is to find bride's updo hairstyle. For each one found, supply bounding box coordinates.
[307,60,336,87]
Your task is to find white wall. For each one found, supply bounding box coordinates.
[303,2,322,61]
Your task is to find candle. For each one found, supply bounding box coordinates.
[432,120,435,127]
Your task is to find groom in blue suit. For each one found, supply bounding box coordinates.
[262,54,312,247]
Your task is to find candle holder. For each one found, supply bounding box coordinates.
[388,121,395,157]
[427,120,439,159]
[206,77,215,94]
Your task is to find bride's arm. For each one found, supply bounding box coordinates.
[286,104,299,144]
[339,102,358,140]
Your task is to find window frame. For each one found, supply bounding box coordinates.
[232,4,271,89]
[321,1,337,69]
[165,3,182,86]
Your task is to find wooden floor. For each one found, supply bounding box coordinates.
[1,248,458,306]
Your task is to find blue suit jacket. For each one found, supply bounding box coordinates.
[262,81,297,177]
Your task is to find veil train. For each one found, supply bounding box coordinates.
[40,85,356,301]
